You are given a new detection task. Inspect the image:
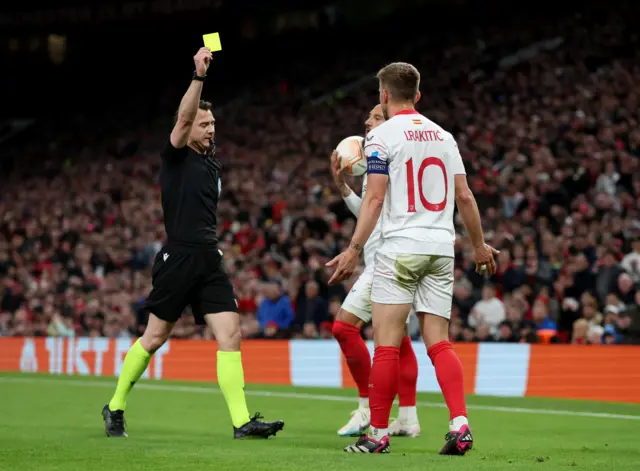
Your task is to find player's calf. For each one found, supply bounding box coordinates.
[332,310,372,436]
[206,312,285,440]
[347,302,409,454]
[420,313,472,455]
[102,315,172,437]
[390,335,420,437]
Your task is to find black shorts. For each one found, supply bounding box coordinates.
[143,245,237,325]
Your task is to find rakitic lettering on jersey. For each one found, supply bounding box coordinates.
[404,129,443,142]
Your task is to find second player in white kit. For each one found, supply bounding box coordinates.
[340,165,417,326]
[340,171,384,320]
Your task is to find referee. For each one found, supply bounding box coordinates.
[102,47,284,440]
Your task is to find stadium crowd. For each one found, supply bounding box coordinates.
[1,5,639,345]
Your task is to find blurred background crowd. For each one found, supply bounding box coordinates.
[1,0,639,345]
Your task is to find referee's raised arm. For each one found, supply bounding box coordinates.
[102,46,284,440]
[170,47,212,149]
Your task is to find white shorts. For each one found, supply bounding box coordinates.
[371,252,454,320]
[342,266,413,324]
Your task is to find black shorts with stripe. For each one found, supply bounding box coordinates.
[142,245,237,325]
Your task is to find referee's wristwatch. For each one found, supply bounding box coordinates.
[192,71,206,82]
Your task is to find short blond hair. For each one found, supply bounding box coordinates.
[573,318,588,330]
[376,62,420,101]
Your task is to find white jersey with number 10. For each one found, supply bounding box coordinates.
[364,110,466,258]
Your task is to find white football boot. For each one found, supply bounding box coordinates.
[388,417,421,437]
[337,408,370,437]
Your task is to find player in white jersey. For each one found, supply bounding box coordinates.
[328,62,498,455]
[330,104,420,439]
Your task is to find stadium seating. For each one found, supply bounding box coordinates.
[0,2,639,345]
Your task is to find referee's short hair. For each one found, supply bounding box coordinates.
[174,100,213,124]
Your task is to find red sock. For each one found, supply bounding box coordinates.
[332,321,371,398]
[369,346,400,429]
[427,341,467,419]
[398,336,418,406]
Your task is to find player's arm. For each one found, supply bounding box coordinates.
[343,191,362,217]
[454,174,484,248]
[450,138,499,273]
[349,143,389,251]
[453,172,499,274]
[170,47,212,149]
[448,139,483,248]
[330,150,362,216]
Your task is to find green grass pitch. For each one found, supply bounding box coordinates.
[1,372,639,471]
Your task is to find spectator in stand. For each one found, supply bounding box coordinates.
[580,292,603,329]
[616,273,637,306]
[474,324,493,342]
[572,319,589,345]
[531,298,557,334]
[620,239,640,283]
[588,325,605,345]
[460,326,475,343]
[256,282,294,338]
[603,329,617,345]
[596,162,620,198]
[497,320,518,343]
[602,305,622,341]
[595,251,624,304]
[0,310,10,336]
[293,281,329,338]
[504,302,526,336]
[495,250,527,295]
[615,296,640,345]
[452,276,475,324]
[47,311,75,337]
[468,284,505,335]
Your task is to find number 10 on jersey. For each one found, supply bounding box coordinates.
[405,157,447,213]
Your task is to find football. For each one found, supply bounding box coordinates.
[336,135,366,177]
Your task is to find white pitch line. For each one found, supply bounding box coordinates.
[1,376,639,421]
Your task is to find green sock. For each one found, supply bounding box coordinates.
[108,339,151,411]
[217,351,251,428]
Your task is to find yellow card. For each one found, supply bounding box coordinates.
[203,33,222,52]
